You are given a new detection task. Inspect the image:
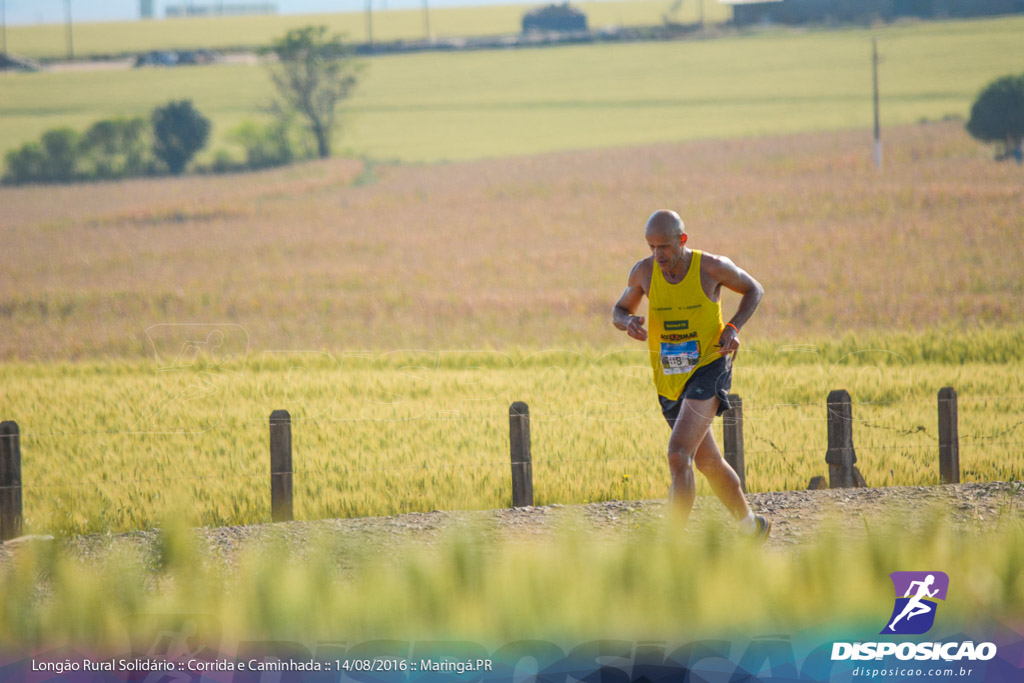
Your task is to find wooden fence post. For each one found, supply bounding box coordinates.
[269,410,293,523]
[722,394,745,493]
[509,401,533,507]
[938,387,960,485]
[825,390,863,488]
[0,421,23,542]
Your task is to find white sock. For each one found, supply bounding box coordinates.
[738,511,756,534]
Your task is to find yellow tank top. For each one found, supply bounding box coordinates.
[647,250,725,400]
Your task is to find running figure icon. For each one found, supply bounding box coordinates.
[888,574,939,631]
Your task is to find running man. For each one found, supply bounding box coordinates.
[888,575,939,631]
[612,210,770,538]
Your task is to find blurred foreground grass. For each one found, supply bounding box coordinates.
[1,508,1022,649]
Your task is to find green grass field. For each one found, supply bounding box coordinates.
[1,16,1022,164]
[3,0,731,59]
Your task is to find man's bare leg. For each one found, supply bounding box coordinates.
[694,429,751,521]
[666,396,718,524]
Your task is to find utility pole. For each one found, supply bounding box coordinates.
[2,0,7,55]
[65,0,74,60]
[699,0,705,29]
[872,37,882,169]
[423,0,431,40]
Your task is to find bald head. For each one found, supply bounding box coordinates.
[645,209,685,239]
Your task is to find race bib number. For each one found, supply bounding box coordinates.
[660,341,700,375]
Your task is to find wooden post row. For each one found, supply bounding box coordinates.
[509,401,534,507]
[722,394,745,493]
[0,421,23,542]
[938,387,960,485]
[269,410,293,523]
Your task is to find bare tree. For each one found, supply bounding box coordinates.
[263,26,363,159]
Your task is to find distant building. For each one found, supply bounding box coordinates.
[720,0,1024,26]
[165,3,277,18]
[140,0,155,19]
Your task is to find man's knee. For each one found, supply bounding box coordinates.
[667,448,694,473]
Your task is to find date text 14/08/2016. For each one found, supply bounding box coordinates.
[341,659,494,674]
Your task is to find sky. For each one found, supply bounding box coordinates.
[2,0,550,25]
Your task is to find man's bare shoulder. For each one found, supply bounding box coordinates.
[699,250,762,297]
[699,251,737,279]
[630,256,655,277]
[629,256,655,287]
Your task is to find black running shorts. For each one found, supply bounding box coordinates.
[657,355,733,427]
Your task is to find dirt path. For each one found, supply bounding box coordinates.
[6,482,1018,565]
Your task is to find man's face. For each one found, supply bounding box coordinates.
[645,228,686,272]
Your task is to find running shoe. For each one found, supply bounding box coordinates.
[752,514,771,543]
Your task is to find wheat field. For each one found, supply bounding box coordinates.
[3,121,1023,533]
[2,331,1022,535]
[1,122,1021,359]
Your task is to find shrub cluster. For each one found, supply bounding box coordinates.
[4,100,316,185]
[2,100,211,185]
[210,111,316,174]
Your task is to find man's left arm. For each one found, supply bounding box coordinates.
[706,254,764,356]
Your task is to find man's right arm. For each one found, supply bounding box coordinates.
[612,261,648,342]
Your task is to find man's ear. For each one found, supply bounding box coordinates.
[680,233,688,247]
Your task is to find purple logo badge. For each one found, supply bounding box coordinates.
[880,571,949,635]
